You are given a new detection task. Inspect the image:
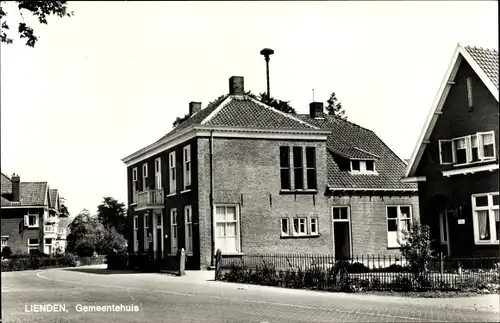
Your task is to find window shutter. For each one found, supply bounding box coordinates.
[24,215,28,226]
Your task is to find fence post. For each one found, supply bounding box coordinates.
[214,249,222,281]
[439,252,443,274]
[178,248,186,276]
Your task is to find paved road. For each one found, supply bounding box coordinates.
[2,267,499,323]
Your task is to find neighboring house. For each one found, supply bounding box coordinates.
[1,173,68,255]
[404,44,499,257]
[122,76,419,270]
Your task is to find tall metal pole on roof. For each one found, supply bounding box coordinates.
[260,48,274,97]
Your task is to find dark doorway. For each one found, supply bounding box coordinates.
[332,207,351,260]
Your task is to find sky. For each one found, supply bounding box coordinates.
[1,1,498,216]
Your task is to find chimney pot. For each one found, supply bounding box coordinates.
[229,76,244,95]
[309,102,324,118]
[189,102,202,116]
[11,174,20,202]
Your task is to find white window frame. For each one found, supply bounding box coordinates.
[24,214,39,228]
[133,215,139,252]
[28,238,39,253]
[154,157,162,190]
[293,218,307,236]
[309,217,319,235]
[332,206,352,257]
[439,140,453,165]
[214,204,241,254]
[144,213,149,250]
[305,147,317,190]
[477,131,496,160]
[350,160,376,174]
[386,205,412,248]
[280,218,289,236]
[170,208,178,254]
[132,167,138,203]
[169,151,176,195]
[183,145,191,190]
[142,163,148,192]
[471,192,499,245]
[444,131,496,166]
[1,236,8,249]
[184,205,193,254]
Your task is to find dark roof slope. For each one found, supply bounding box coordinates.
[464,46,499,89]
[296,115,417,190]
[49,189,59,208]
[1,182,48,206]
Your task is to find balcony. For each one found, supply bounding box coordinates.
[135,189,164,211]
[44,225,57,238]
[45,216,59,224]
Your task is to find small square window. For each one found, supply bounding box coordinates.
[475,196,489,207]
[366,160,374,171]
[351,160,360,171]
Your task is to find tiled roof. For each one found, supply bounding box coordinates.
[49,189,58,208]
[1,182,48,206]
[1,173,11,194]
[154,94,316,143]
[464,46,499,89]
[204,97,315,129]
[296,115,417,190]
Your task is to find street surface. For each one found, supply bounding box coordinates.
[2,266,499,322]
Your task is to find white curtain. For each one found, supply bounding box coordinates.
[477,210,489,240]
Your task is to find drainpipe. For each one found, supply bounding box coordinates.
[210,130,215,267]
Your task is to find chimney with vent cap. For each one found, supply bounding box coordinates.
[309,102,324,119]
[229,76,244,95]
[11,173,20,202]
[189,102,201,116]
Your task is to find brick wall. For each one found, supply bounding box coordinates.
[1,208,44,255]
[197,136,331,268]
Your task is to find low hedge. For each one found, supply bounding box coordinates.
[1,254,78,271]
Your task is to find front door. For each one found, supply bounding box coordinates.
[332,207,352,260]
[154,211,163,260]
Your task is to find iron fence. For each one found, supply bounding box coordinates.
[215,252,500,291]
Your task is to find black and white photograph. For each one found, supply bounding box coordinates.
[1,1,498,322]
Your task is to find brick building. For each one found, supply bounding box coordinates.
[122,76,418,269]
[1,173,68,255]
[404,44,499,257]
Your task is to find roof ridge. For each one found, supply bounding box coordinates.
[464,45,499,53]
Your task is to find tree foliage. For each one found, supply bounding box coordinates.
[172,113,189,128]
[59,196,70,217]
[246,91,296,114]
[96,197,128,238]
[400,220,434,284]
[0,1,73,47]
[325,92,346,119]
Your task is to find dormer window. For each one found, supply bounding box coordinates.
[350,160,376,174]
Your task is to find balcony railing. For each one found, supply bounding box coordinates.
[136,189,164,209]
[44,225,55,233]
[45,216,59,224]
[57,228,66,235]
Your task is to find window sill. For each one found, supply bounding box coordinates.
[279,189,318,195]
[26,226,39,229]
[215,252,244,256]
[387,246,402,250]
[281,234,320,239]
[475,240,499,245]
[166,193,176,198]
[180,189,191,194]
[453,159,496,168]
[130,203,137,206]
[349,171,379,175]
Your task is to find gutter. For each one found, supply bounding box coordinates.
[209,130,215,267]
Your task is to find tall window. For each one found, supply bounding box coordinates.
[306,147,317,190]
[1,236,8,249]
[293,218,307,235]
[170,208,178,254]
[24,214,39,228]
[184,205,193,254]
[466,77,473,109]
[280,218,289,236]
[472,192,499,244]
[280,147,291,190]
[215,205,240,253]
[440,131,496,165]
[183,145,191,190]
[142,163,148,191]
[154,158,162,190]
[133,215,139,252]
[386,206,412,248]
[132,167,138,203]
[293,147,304,190]
[169,152,176,194]
[143,213,149,250]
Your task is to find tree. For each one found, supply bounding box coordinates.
[325,92,346,119]
[96,197,128,238]
[1,1,73,47]
[59,196,70,217]
[246,91,296,114]
[172,114,189,128]
[67,209,104,255]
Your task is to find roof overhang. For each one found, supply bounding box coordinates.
[327,187,418,193]
[121,125,331,167]
[400,176,427,183]
[442,163,498,177]
[1,205,45,209]
[405,43,499,179]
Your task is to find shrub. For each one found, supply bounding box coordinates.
[75,240,95,257]
[1,246,12,258]
[61,254,78,267]
[389,275,415,292]
[29,254,42,270]
[348,262,369,273]
[107,252,129,270]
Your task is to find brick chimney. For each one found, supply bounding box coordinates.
[189,102,201,116]
[309,102,324,118]
[229,76,244,95]
[11,173,20,202]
